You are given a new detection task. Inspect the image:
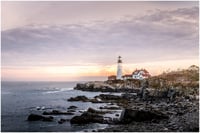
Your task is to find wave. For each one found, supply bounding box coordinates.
[42,87,74,94]
[60,87,74,91]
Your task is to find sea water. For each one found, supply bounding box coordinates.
[1,81,119,132]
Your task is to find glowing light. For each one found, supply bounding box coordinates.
[1,59,198,81]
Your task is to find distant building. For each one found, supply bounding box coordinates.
[132,69,151,80]
[117,56,123,80]
[108,75,116,80]
[107,57,151,81]
[122,74,132,80]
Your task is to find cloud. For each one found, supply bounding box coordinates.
[2,6,199,68]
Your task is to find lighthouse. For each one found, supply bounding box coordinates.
[117,56,123,80]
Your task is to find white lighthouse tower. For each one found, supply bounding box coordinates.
[117,56,123,80]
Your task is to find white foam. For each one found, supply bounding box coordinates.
[60,87,74,91]
[42,87,74,94]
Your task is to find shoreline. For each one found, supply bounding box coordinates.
[2,68,199,132]
[69,75,199,132]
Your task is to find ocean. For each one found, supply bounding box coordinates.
[1,81,119,132]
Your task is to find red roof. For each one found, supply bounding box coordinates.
[142,73,151,77]
[132,70,140,75]
[123,74,132,77]
[108,75,116,78]
[132,69,150,75]
[108,75,116,80]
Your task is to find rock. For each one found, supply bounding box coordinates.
[27,114,54,122]
[75,83,86,89]
[74,82,115,92]
[43,110,74,115]
[70,112,104,124]
[70,108,113,124]
[67,109,76,113]
[67,106,77,113]
[99,106,121,110]
[87,108,107,114]
[68,96,104,103]
[74,81,143,93]
[58,118,68,124]
[112,118,120,124]
[68,95,89,102]
[115,114,120,117]
[120,109,169,123]
[121,93,137,100]
[43,116,54,122]
[90,98,103,103]
[99,107,103,109]
[27,114,44,121]
[68,105,78,109]
[95,94,122,101]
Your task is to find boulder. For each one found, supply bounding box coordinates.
[27,114,54,122]
[43,110,74,115]
[70,112,104,124]
[68,95,89,102]
[95,94,122,101]
[74,82,115,92]
[74,81,143,93]
[68,105,78,109]
[70,107,113,124]
[87,108,108,114]
[99,106,121,110]
[27,114,44,121]
[120,109,169,123]
[121,93,137,100]
[74,83,86,90]
[90,98,103,103]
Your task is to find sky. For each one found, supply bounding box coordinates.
[1,1,199,81]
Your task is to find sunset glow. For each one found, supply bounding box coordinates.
[2,59,198,81]
[1,1,199,81]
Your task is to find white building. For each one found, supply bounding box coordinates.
[117,56,123,80]
[132,69,151,80]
